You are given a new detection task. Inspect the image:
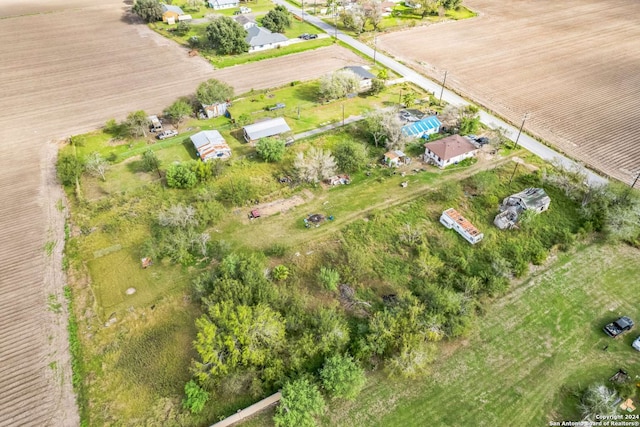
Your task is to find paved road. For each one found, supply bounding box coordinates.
[274,0,607,186]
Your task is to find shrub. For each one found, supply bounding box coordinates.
[320,355,366,400]
[56,154,84,186]
[318,267,340,291]
[256,138,286,163]
[166,163,197,189]
[272,265,290,281]
[182,380,209,414]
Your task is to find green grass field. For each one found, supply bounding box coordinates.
[299,243,640,427]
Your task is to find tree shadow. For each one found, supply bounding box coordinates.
[293,83,320,103]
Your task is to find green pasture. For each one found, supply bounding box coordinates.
[308,243,640,426]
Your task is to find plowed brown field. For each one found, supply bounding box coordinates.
[0,2,368,425]
[378,0,640,185]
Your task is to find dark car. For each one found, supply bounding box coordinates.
[476,136,490,145]
[308,34,318,39]
[299,33,310,40]
[603,316,634,338]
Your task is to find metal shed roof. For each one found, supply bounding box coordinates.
[162,4,184,14]
[243,117,291,141]
[342,66,375,80]
[402,115,442,137]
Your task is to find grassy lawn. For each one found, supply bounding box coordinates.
[303,243,640,427]
[210,38,333,68]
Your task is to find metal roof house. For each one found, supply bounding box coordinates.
[494,188,551,229]
[402,116,442,139]
[208,0,239,9]
[190,130,231,161]
[440,208,484,244]
[246,27,289,52]
[424,134,478,169]
[243,117,291,143]
[201,102,229,119]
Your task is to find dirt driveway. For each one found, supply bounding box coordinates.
[377,0,640,184]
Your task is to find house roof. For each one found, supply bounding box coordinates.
[161,4,184,15]
[424,134,477,161]
[190,131,231,160]
[384,150,406,159]
[402,115,442,137]
[233,14,256,26]
[343,66,376,80]
[246,26,288,47]
[244,117,291,140]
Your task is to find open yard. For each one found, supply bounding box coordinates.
[377,0,640,185]
[308,243,640,427]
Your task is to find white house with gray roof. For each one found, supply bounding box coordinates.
[246,26,289,52]
[342,66,376,90]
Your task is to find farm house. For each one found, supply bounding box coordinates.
[424,134,478,168]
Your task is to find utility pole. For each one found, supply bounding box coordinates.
[334,3,338,39]
[514,112,529,149]
[301,0,305,21]
[342,104,345,126]
[399,88,403,106]
[373,33,378,65]
[438,70,447,105]
[509,162,519,185]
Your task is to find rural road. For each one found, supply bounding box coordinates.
[274,0,608,186]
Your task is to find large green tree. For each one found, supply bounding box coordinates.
[256,137,286,162]
[56,154,84,186]
[193,301,286,381]
[125,110,150,138]
[206,17,249,55]
[132,0,162,23]
[333,140,369,173]
[274,378,325,427]
[163,99,192,130]
[262,5,291,33]
[320,355,366,400]
[195,79,235,106]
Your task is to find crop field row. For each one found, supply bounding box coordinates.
[378,0,640,185]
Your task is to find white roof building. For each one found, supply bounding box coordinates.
[243,117,291,143]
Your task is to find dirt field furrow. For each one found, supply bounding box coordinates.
[379,0,640,183]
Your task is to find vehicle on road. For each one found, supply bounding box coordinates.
[603,316,634,338]
[156,129,178,140]
[299,33,318,40]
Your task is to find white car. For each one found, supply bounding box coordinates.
[156,130,178,140]
[633,336,640,351]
